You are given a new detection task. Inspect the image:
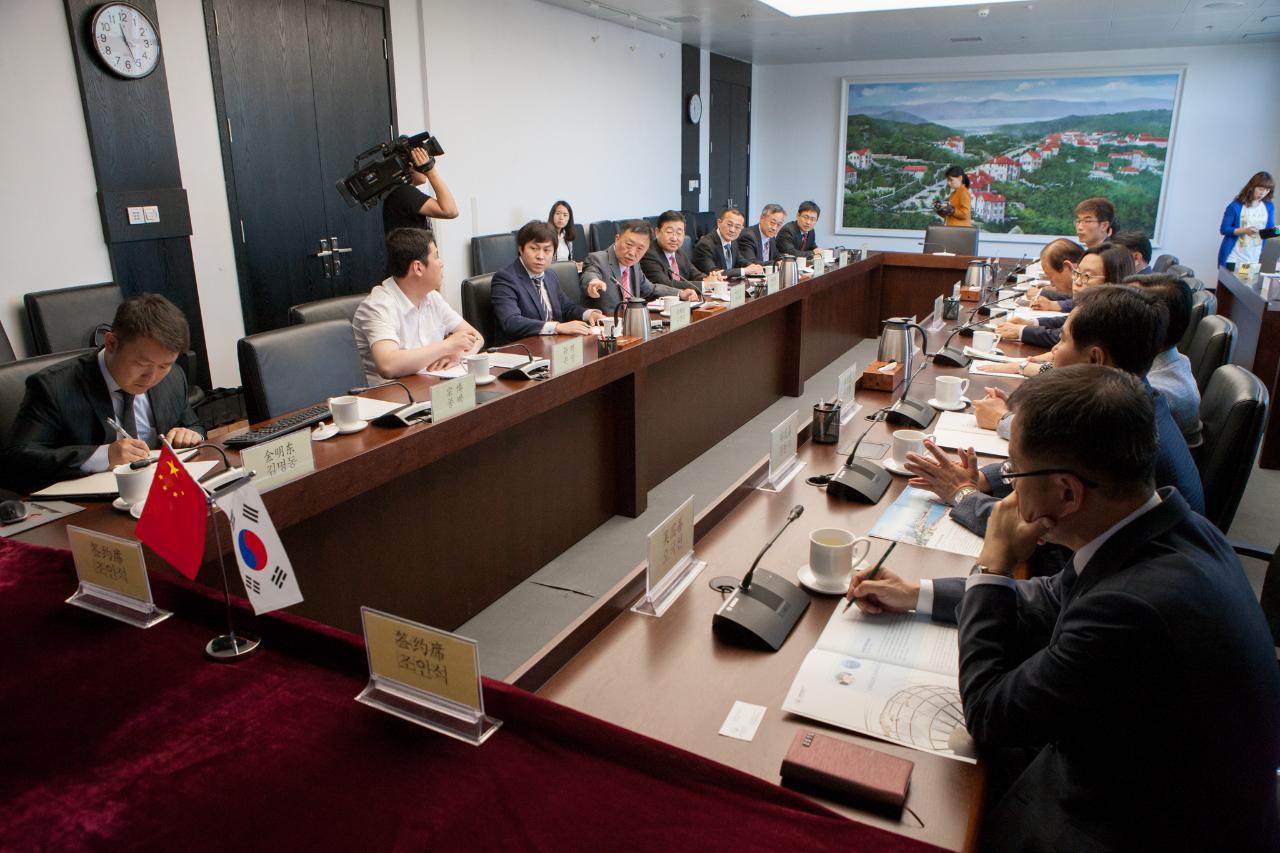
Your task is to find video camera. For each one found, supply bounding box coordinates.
[335,131,445,210]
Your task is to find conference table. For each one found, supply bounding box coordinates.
[1215,266,1280,468]
[11,251,984,638]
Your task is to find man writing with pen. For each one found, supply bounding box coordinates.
[1,294,205,494]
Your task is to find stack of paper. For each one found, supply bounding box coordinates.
[932,411,1009,457]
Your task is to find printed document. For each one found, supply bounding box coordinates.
[869,486,983,558]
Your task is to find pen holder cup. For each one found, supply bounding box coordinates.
[942,297,960,320]
[597,336,619,357]
[812,403,841,444]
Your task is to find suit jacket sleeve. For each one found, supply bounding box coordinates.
[1021,323,1062,348]
[635,266,678,300]
[736,230,763,265]
[640,248,674,287]
[775,224,798,256]
[162,370,205,437]
[692,237,719,275]
[2,371,104,492]
[490,268,546,342]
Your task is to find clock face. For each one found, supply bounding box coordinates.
[90,3,161,79]
[688,94,703,125]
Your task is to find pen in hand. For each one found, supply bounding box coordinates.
[106,416,131,441]
[843,541,897,613]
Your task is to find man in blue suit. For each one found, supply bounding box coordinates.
[491,221,603,346]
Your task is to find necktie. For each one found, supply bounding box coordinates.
[533,275,552,321]
[118,390,139,443]
[762,237,770,263]
[723,243,732,267]
[668,253,680,281]
[799,231,808,251]
[620,267,631,299]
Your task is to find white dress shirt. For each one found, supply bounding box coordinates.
[80,349,157,473]
[352,277,464,384]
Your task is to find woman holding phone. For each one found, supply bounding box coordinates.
[1217,171,1275,270]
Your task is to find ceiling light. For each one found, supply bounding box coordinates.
[757,0,1023,15]
[1203,2,1243,8]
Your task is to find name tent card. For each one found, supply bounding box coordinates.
[631,495,706,618]
[241,432,315,493]
[668,301,691,331]
[928,294,946,332]
[66,526,170,628]
[758,409,806,492]
[429,374,477,423]
[551,336,584,377]
[812,255,827,277]
[766,270,780,294]
[357,607,501,745]
[729,282,746,309]
[837,363,862,426]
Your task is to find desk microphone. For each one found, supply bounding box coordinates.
[486,344,550,380]
[932,292,1022,368]
[711,504,810,651]
[348,380,432,426]
[1004,253,1030,282]
[826,410,891,505]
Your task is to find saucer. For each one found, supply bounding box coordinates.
[883,457,913,477]
[797,564,855,596]
[336,420,368,435]
[112,497,136,513]
[928,396,971,411]
[312,422,339,441]
[130,502,145,520]
[475,374,496,386]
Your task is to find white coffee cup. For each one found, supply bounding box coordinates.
[329,395,362,430]
[662,295,680,310]
[936,375,970,405]
[972,330,997,352]
[114,463,152,506]
[892,429,935,466]
[465,353,491,379]
[809,528,872,585]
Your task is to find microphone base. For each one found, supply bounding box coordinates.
[933,346,972,368]
[498,358,551,381]
[884,397,935,429]
[374,400,433,427]
[712,569,810,652]
[827,461,891,505]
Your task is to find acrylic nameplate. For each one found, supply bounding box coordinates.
[429,374,477,422]
[66,525,170,628]
[668,301,691,331]
[632,495,705,618]
[240,432,315,492]
[551,336,584,377]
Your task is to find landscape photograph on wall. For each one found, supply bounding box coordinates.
[837,72,1182,237]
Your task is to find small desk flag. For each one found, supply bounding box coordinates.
[135,442,208,580]
[214,482,302,615]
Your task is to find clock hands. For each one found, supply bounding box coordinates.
[118,15,140,61]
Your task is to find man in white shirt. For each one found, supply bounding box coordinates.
[352,228,483,385]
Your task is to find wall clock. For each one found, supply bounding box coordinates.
[687,93,702,125]
[90,3,161,79]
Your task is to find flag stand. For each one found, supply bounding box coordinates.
[197,445,260,663]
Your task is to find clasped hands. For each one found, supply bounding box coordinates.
[425,327,481,371]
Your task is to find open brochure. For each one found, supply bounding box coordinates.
[933,411,1009,458]
[782,606,974,763]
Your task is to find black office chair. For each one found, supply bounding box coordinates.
[1260,238,1280,274]
[0,349,96,447]
[288,293,367,325]
[1258,548,1280,654]
[588,220,618,254]
[24,282,122,355]
[1178,290,1214,353]
[923,225,979,256]
[1165,263,1194,281]
[1186,315,1237,394]
[1195,364,1268,534]
[695,211,716,240]
[569,224,588,262]
[0,320,15,364]
[460,273,498,347]
[237,319,365,424]
[1182,277,1206,293]
[470,233,518,277]
[1152,253,1179,273]
[549,261,583,307]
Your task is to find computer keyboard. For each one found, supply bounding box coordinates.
[223,403,331,449]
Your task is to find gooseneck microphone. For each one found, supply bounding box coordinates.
[349,380,414,402]
[742,505,803,590]
[348,380,431,426]
[487,344,550,380]
[486,343,534,366]
[712,504,811,652]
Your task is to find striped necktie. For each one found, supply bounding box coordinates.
[533,275,552,321]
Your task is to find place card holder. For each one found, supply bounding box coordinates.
[632,496,706,618]
[757,410,806,492]
[356,607,501,745]
[836,363,862,427]
[65,526,171,628]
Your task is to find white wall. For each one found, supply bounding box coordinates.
[392,0,683,306]
[750,45,1280,279]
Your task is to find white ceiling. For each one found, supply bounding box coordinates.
[535,0,1280,64]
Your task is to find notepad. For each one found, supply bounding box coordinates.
[933,411,1009,458]
[31,449,204,499]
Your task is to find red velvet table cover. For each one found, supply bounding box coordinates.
[0,538,941,852]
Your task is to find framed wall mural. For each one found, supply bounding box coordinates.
[835,70,1184,241]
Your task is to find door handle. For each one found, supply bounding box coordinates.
[314,238,333,279]
[330,236,352,277]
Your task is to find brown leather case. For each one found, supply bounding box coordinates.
[780,730,912,809]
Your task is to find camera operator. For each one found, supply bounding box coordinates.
[381,147,459,235]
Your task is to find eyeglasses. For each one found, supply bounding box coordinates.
[1074,217,1099,226]
[999,460,1098,488]
[1071,268,1102,282]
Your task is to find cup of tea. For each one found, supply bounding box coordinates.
[935,376,969,406]
[892,429,935,467]
[972,330,998,352]
[328,395,363,430]
[464,353,491,380]
[809,528,872,587]
[113,463,153,507]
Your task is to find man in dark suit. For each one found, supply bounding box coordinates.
[851,365,1280,852]
[775,200,821,257]
[640,211,723,293]
[491,220,602,345]
[582,220,698,315]
[735,203,785,266]
[2,294,205,494]
[693,208,765,278]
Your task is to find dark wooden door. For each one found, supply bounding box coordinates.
[709,79,750,213]
[206,0,394,335]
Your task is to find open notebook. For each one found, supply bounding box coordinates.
[31,449,211,500]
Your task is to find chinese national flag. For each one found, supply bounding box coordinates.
[135,442,208,580]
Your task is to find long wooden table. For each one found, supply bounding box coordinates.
[516,325,1041,852]
[10,252,987,637]
[1216,266,1280,468]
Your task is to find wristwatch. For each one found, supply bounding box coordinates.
[951,485,979,505]
[969,562,1012,577]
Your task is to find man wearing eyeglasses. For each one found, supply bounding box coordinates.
[993,243,1134,350]
[1073,196,1117,248]
[850,364,1280,853]
[581,220,698,315]
[906,285,1204,544]
[693,208,765,278]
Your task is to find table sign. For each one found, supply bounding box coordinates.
[812,254,826,277]
[765,270,780,294]
[429,374,477,423]
[631,495,706,618]
[729,283,746,309]
[357,606,501,745]
[65,526,170,628]
[240,432,315,493]
[758,409,806,492]
[551,336,584,377]
[669,301,691,331]
[928,294,946,332]
[837,363,862,427]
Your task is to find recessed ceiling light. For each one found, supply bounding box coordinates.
[757,0,1023,15]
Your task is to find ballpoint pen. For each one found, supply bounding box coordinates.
[106,416,131,441]
[843,541,896,613]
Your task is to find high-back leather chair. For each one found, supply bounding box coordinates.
[470,233,518,277]
[288,293,367,325]
[24,282,121,355]
[694,211,716,240]
[588,220,618,254]
[1182,277,1205,293]
[0,349,95,447]
[237,320,365,424]
[1259,548,1280,653]
[1260,238,1280,274]
[1178,289,1214,353]
[1165,263,1194,280]
[1186,315,1237,394]
[568,224,588,262]
[1152,253,1179,273]
[923,225,979,256]
[549,261,582,307]
[1195,364,1268,533]
[460,273,497,347]
[0,320,15,364]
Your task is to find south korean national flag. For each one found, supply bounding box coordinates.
[215,483,303,615]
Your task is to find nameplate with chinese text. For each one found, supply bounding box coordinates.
[668,301,691,331]
[66,526,169,627]
[429,374,477,422]
[729,283,746,309]
[551,336,584,377]
[240,432,314,492]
